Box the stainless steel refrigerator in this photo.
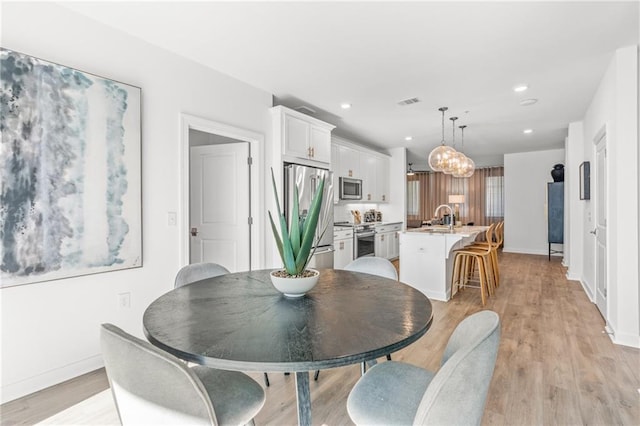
[284,163,334,269]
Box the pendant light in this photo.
[428,107,456,172]
[453,125,475,178]
[443,116,465,174]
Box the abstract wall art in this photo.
[1,49,142,287]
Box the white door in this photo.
[594,136,607,318]
[190,143,250,272]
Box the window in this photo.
[407,180,420,216]
[485,176,504,217]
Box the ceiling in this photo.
[61,1,638,170]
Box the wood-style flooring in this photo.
[2,252,639,425]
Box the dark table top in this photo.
[143,269,433,372]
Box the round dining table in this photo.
[143,268,433,426]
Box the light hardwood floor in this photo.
[2,253,639,425]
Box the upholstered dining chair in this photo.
[347,310,501,426]
[344,256,398,280]
[174,262,230,288]
[313,257,399,381]
[174,262,273,387]
[101,323,265,426]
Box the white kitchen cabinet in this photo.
[336,144,361,179]
[361,153,390,203]
[377,156,390,202]
[272,105,335,166]
[374,223,402,260]
[332,137,390,203]
[361,151,377,202]
[334,228,354,269]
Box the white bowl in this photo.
[269,269,320,297]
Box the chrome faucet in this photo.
[434,204,453,230]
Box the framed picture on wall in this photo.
[1,48,142,287]
[579,161,590,200]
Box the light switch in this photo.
[168,211,177,226]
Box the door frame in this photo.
[180,113,264,270]
[593,124,608,320]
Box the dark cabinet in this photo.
[547,182,564,260]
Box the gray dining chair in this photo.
[347,310,501,426]
[101,323,265,426]
[174,262,272,387]
[313,257,399,381]
[174,262,230,288]
[343,256,398,280]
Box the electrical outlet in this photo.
[118,292,131,310]
[168,211,177,226]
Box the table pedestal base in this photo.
[295,372,311,426]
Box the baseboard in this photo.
[580,278,595,302]
[605,324,640,349]
[502,247,562,256]
[566,270,581,281]
[421,289,449,302]
[1,354,104,404]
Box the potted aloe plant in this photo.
[268,168,327,297]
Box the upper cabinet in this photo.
[337,144,361,179]
[333,137,390,203]
[361,152,390,202]
[271,105,335,166]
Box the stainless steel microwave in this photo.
[339,177,362,200]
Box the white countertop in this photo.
[334,221,403,227]
[404,225,488,237]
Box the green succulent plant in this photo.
[268,168,327,276]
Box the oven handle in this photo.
[356,231,375,238]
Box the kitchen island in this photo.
[399,226,487,301]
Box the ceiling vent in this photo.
[398,97,421,106]
[294,105,317,115]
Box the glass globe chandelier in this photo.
[428,107,456,172]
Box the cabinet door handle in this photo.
[368,194,371,201]
[307,147,311,157]
[381,234,385,241]
[340,241,344,249]
[311,147,315,157]
[382,195,386,201]
[191,227,198,236]
[349,169,352,177]
[590,228,597,235]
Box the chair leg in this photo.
[477,257,487,306]
[314,370,320,381]
[386,354,392,361]
[263,372,270,387]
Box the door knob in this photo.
[191,227,198,236]
[589,228,597,235]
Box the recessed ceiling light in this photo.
[523,129,533,134]
[405,136,413,141]
[513,84,528,92]
[519,98,538,106]
[340,103,352,109]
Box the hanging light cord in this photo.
[460,125,466,152]
[450,117,458,148]
[439,107,448,145]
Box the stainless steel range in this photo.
[335,221,375,258]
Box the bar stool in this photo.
[466,221,503,289]
[451,223,496,305]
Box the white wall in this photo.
[565,122,585,282]
[1,3,273,403]
[576,45,639,347]
[503,149,566,255]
